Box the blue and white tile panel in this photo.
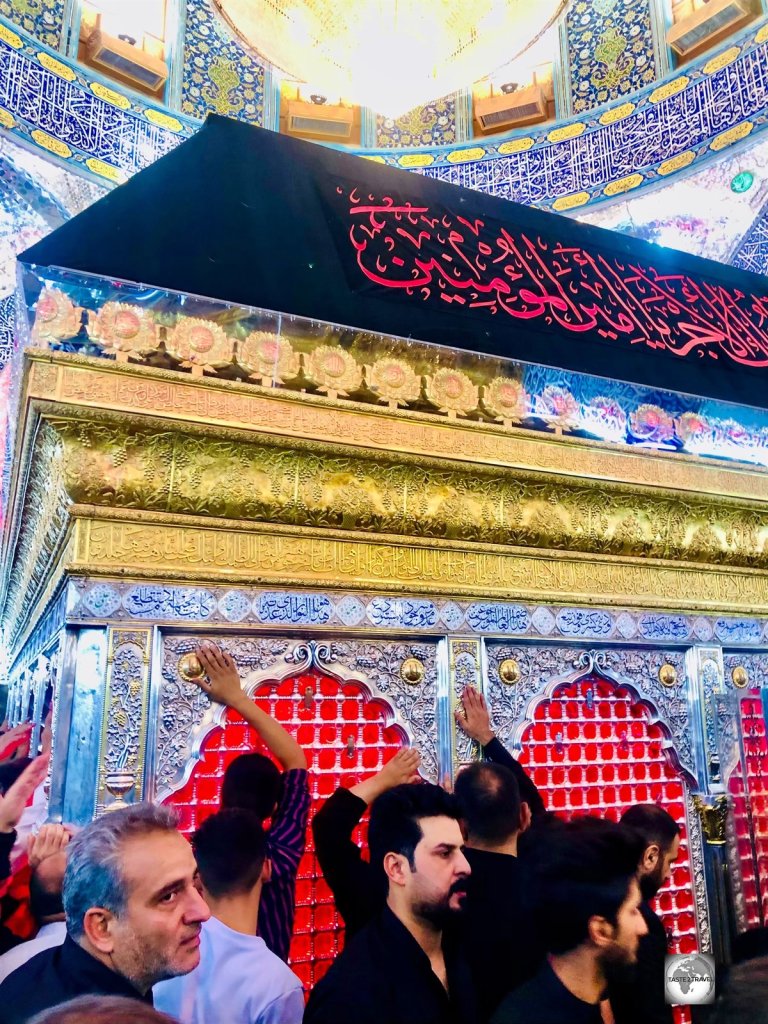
[68,578,768,645]
[2,14,768,209]
[0,17,195,186]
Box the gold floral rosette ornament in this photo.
[536,384,580,433]
[31,288,82,345]
[88,302,158,361]
[483,376,528,425]
[368,357,421,409]
[425,367,478,418]
[305,345,361,398]
[165,317,234,375]
[238,330,300,384]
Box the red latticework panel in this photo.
[164,672,405,989]
[517,675,695,1024]
[734,690,768,927]
[728,758,761,930]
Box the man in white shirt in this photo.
[154,809,303,1024]
[0,824,70,983]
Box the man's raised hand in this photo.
[194,641,247,710]
[454,686,494,746]
[0,754,49,835]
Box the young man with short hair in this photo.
[154,809,303,1024]
[194,641,310,962]
[607,804,681,1024]
[305,783,477,1024]
[491,818,648,1024]
[0,803,210,1024]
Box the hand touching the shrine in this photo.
[455,686,494,746]
[28,823,71,870]
[0,754,49,835]
[194,642,308,771]
[351,747,421,806]
[195,642,248,711]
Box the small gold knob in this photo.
[658,663,677,688]
[400,658,425,685]
[499,659,521,685]
[178,653,205,682]
[732,666,748,689]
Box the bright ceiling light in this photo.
[214,0,571,118]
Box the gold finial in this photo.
[658,663,677,687]
[693,795,728,846]
[400,658,425,685]
[178,652,205,682]
[499,658,521,685]
[732,666,748,689]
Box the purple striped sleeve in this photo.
[258,769,311,961]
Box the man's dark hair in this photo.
[620,804,680,853]
[221,752,281,821]
[368,783,462,872]
[192,809,267,900]
[531,817,645,955]
[454,762,521,844]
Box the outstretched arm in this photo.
[195,642,308,771]
[350,747,421,805]
[455,686,546,818]
[0,755,49,880]
[313,748,421,936]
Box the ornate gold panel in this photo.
[42,416,768,569]
[68,513,768,613]
[27,356,768,502]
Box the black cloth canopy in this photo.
[22,115,768,408]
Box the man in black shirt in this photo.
[608,804,681,1024]
[0,803,210,1024]
[453,686,546,1021]
[492,818,648,1024]
[305,783,477,1024]
[312,686,545,941]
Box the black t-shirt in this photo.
[491,961,602,1024]
[305,906,478,1024]
[608,902,672,1024]
[0,935,152,1024]
[462,847,543,1021]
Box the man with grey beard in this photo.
[0,804,210,1024]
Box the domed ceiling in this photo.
[213,0,570,116]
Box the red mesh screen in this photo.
[728,760,761,930]
[164,672,405,988]
[732,690,768,927]
[517,675,695,1024]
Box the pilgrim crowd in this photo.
[0,641,746,1023]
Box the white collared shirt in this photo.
[154,916,304,1024]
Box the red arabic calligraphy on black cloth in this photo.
[337,185,768,370]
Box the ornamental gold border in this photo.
[25,354,768,504]
[67,511,768,614]
[39,411,768,570]
[95,627,152,813]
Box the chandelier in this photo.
[214,1,571,118]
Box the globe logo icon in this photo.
[665,954,716,1005]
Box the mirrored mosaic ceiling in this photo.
[4,6,768,446]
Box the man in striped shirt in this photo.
[194,642,310,963]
